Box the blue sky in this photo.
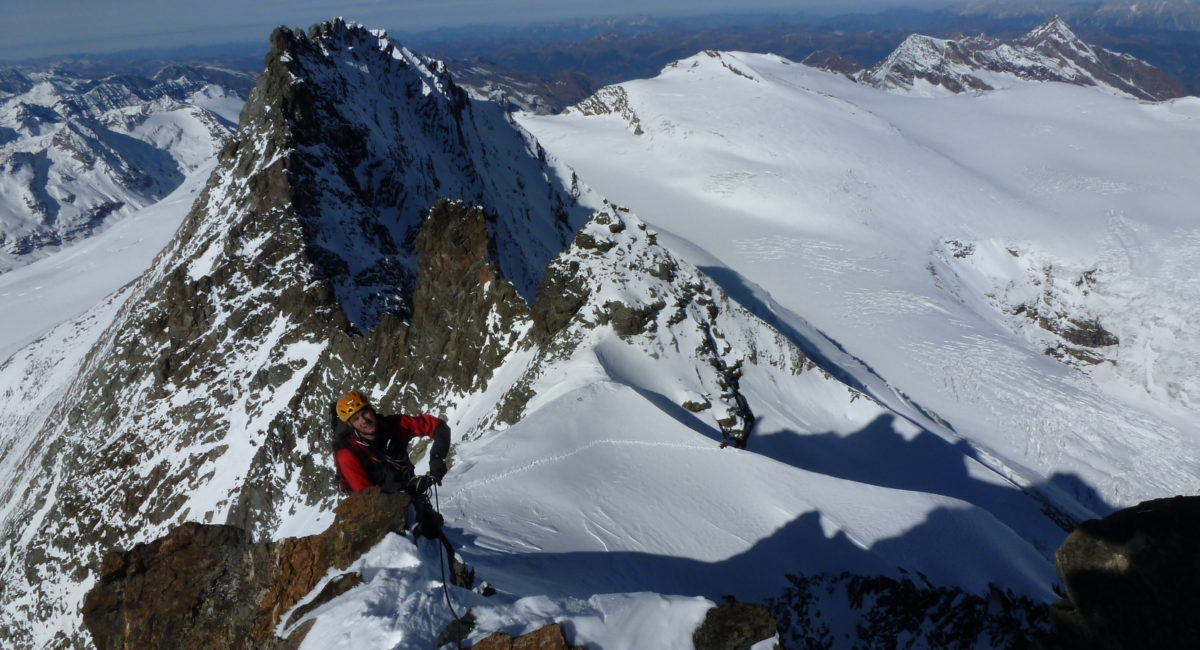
[0,0,950,62]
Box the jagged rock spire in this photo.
[232,18,588,328]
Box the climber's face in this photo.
[351,407,378,437]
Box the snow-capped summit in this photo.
[1018,14,1081,46]
[853,16,1186,99]
[0,18,658,646]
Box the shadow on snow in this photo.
[441,413,1117,611]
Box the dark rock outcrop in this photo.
[801,50,865,78]
[404,200,532,397]
[767,571,1048,648]
[82,487,408,650]
[1047,495,1200,650]
[693,601,777,650]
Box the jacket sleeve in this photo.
[335,448,374,492]
[398,414,450,461]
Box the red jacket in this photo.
[335,414,445,493]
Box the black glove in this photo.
[430,457,447,484]
[407,474,437,495]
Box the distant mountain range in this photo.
[410,3,1200,111]
[0,64,255,271]
[956,0,1200,31]
[447,15,1188,111]
[1,14,1183,273]
[821,16,1187,99]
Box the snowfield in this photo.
[518,52,1200,512]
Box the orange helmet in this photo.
[336,391,371,423]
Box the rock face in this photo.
[928,239,1121,368]
[81,487,408,650]
[856,16,1186,100]
[246,19,586,328]
[1048,495,1200,650]
[692,601,778,650]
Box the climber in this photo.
[331,390,450,496]
[330,390,473,588]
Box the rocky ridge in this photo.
[844,17,1186,99]
[0,20,832,647]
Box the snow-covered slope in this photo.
[522,49,1200,514]
[0,67,250,272]
[854,16,1186,99]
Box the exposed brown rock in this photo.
[405,200,533,398]
[473,622,584,650]
[82,487,408,650]
[1047,495,1200,650]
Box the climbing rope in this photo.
[430,483,467,647]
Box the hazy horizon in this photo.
[0,0,960,63]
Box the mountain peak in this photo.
[1017,15,1088,51]
[229,18,589,328]
[853,16,1184,100]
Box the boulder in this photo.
[1049,495,1200,649]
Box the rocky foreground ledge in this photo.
[79,484,777,650]
[82,488,410,649]
[81,491,1199,649]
